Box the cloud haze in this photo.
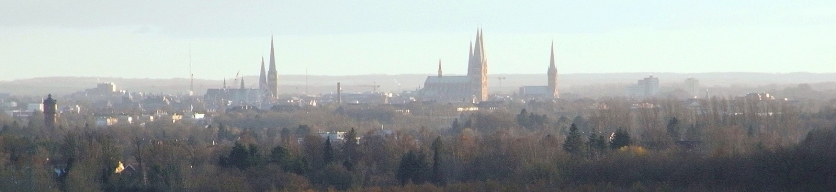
[1,0,834,80]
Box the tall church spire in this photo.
[467,41,474,76]
[259,56,266,89]
[471,29,483,76]
[478,29,485,61]
[267,35,279,99]
[548,40,559,99]
[549,41,556,69]
[468,29,488,102]
[437,59,442,77]
[269,36,276,72]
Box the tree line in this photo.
[1,97,836,191]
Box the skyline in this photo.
[1,1,835,81]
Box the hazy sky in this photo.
[1,1,835,81]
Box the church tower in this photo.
[43,94,57,128]
[467,29,488,102]
[548,41,559,98]
[267,36,279,99]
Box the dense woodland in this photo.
[2,96,836,191]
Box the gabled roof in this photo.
[424,76,470,84]
[520,86,550,95]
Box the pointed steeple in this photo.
[473,28,484,64]
[548,40,559,99]
[259,56,267,89]
[267,35,279,99]
[469,41,474,63]
[437,59,442,77]
[467,41,474,76]
[223,78,227,89]
[477,28,485,62]
[269,36,277,72]
[240,76,245,89]
[467,28,488,102]
[549,41,556,69]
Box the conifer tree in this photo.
[324,136,334,164]
[610,128,631,149]
[431,136,445,185]
[563,123,584,156]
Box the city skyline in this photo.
[1,1,835,81]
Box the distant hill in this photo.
[0,73,833,97]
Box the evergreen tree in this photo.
[516,109,530,127]
[610,128,631,150]
[563,123,584,156]
[586,133,599,159]
[280,127,291,143]
[296,124,311,136]
[270,145,290,165]
[324,136,334,164]
[431,136,445,185]
[220,142,261,170]
[596,135,608,153]
[667,117,680,140]
[271,145,310,174]
[451,119,462,133]
[396,150,430,186]
[343,128,360,167]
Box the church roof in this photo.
[424,76,470,84]
[520,86,550,95]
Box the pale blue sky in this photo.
[1,1,835,81]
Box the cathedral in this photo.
[421,29,489,103]
[204,36,280,110]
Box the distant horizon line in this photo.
[3,71,835,81]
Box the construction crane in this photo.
[357,84,381,92]
[347,81,380,92]
[232,71,240,88]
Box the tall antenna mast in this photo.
[189,44,194,96]
[305,66,308,94]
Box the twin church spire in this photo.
[468,29,489,102]
[259,36,279,99]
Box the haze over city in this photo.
[2,1,835,81]
[6,1,836,191]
